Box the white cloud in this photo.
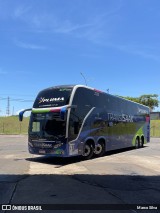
[9,2,119,41]
[13,5,31,18]
[108,43,160,62]
[3,2,159,62]
[14,40,46,50]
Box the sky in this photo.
[0,0,160,116]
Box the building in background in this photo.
[150,112,160,120]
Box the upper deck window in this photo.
[33,87,73,108]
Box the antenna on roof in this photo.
[80,72,87,86]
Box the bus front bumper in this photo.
[28,141,68,157]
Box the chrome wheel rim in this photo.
[83,145,91,156]
[94,144,103,155]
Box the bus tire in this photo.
[140,136,144,148]
[82,142,94,160]
[94,141,105,157]
[135,137,140,149]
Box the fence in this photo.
[0,116,29,134]
[0,122,28,134]
[150,121,160,137]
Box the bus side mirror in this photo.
[19,108,32,121]
[19,111,24,121]
[74,121,79,134]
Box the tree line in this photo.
[119,94,159,111]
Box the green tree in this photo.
[139,94,159,111]
[120,94,159,111]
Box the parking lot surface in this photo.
[0,135,160,213]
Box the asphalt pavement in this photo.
[0,135,160,213]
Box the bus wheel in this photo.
[82,142,94,160]
[140,136,144,148]
[94,142,105,157]
[135,137,140,149]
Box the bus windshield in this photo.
[29,113,66,140]
[33,87,73,108]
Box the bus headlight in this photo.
[54,143,63,149]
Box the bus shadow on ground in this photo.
[26,155,82,166]
[105,146,147,156]
[25,146,148,166]
[0,173,160,212]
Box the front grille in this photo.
[32,142,53,149]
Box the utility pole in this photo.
[12,106,14,116]
[6,96,10,116]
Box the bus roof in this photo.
[39,84,150,111]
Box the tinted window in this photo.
[72,87,94,118]
[33,87,73,108]
[29,113,66,139]
[69,87,95,140]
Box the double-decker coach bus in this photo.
[19,85,150,159]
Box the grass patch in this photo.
[0,116,29,134]
[150,120,160,137]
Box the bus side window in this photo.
[68,88,93,140]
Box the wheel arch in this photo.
[97,137,106,147]
[84,137,95,149]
